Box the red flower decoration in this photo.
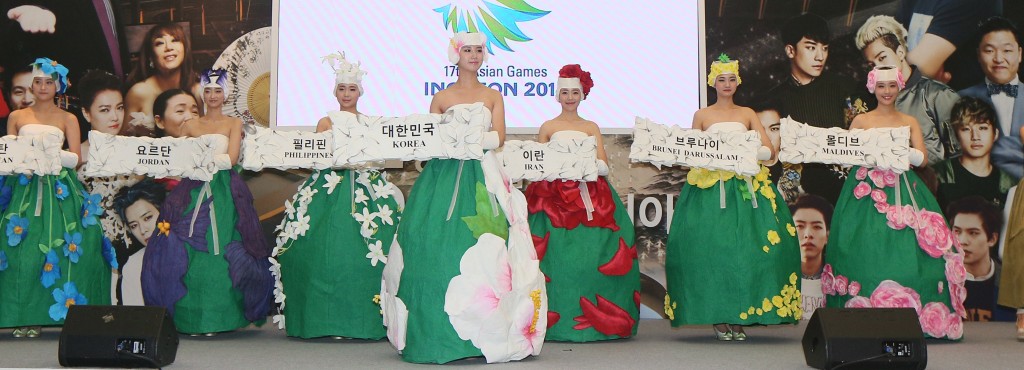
[559,64,594,98]
[547,311,560,329]
[633,291,641,309]
[597,238,637,276]
[525,178,619,230]
[573,295,635,337]
[531,232,550,261]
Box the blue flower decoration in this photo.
[80,190,103,228]
[0,184,12,213]
[63,232,83,263]
[31,57,70,95]
[6,215,29,246]
[49,281,87,321]
[101,236,118,269]
[0,250,8,271]
[40,250,61,288]
[54,180,69,200]
[18,174,31,186]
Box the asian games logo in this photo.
[434,1,550,56]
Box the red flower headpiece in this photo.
[558,64,594,98]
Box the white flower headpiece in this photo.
[448,32,488,65]
[322,52,367,95]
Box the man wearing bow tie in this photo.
[959,16,1024,180]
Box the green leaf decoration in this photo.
[66,222,76,233]
[461,182,508,240]
[38,243,50,254]
[19,202,29,212]
[718,53,731,63]
[4,213,13,221]
[52,238,64,248]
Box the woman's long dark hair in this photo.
[127,23,196,91]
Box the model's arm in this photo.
[590,121,608,162]
[490,91,506,146]
[748,108,776,162]
[907,117,929,167]
[227,118,242,165]
[64,113,82,165]
[315,116,332,133]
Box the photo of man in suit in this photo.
[958,16,1024,180]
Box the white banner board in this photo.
[779,118,910,172]
[501,137,598,182]
[82,132,227,181]
[0,132,63,175]
[629,117,762,176]
[241,125,334,171]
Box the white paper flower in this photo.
[298,187,318,204]
[376,204,395,226]
[353,208,378,237]
[354,188,369,204]
[366,240,387,267]
[283,199,296,218]
[372,181,395,199]
[292,214,311,237]
[445,234,515,359]
[272,314,286,329]
[381,240,408,351]
[322,171,343,194]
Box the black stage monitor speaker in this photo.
[802,308,927,370]
[59,305,179,368]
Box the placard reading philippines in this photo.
[274,1,700,130]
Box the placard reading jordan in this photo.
[273,0,702,131]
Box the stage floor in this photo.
[1,320,1019,369]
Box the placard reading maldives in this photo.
[0,133,63,175]
[82,132,228,181]
[501,138,599,182]
[274,0,700,131]
[779,118,911,172]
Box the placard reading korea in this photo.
[241,125,334,171]
[82,132,228,181]
[779,118,911,172]
[501,137,598,182]
[0,132,63,176]
[331,103,494,165]
[630,117,762,176]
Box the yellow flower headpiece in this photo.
[707,53,741,87]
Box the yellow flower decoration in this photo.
[707,56,742,87]
[755,166,770,183]
[762,245,770,253]
[686,168,735,189]
[756,308,764,315]
[739,312,748,320]
[789,273,798,285]
[761,298,773,313]
[767,230,781,245]
[772,296,784,309]
[529,289,542,334]
[157,221,171,236]
[786,223,796,237]
[664,294,678,321]
[747,306,756,315]
[372,294,381,305]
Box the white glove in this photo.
[909,148,925,167]
[597,159,609,176]
[8,6,56,34]
[757,146,772,161]
[59,151,79,168]
[214,154,232,170]
[481,131,500,150]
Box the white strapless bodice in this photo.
[705,121,747,133]
[18,123,65,139]
[550,130,589,141]
[201,134,229,155]
[446,103,492,130]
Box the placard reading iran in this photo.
[0,132,63,175]
[779,118,910,172]
[501,138,599,182]
[82,132,228,181]
[241,125,333,171]
[331,103,493,165]
[630,117,762,176]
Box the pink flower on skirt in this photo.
[870,189,887,204]
[916,210,953,258]
[855,167,868,180]
[945,313,963,339]
[886,206,907,230]
[848,281,861,296]
[835,275,849,296]
[918,302,952,338]
[869,280,923,313]
[938,281,944,294]
[868,169,887,188]
[854,181,871,199]
[902,205,921,229]
[944,253,966,285]
[821,264,836,295]
[949,282,967,318]
[874,201,890,213]
[845,296,872,308]
[882,170,898,187]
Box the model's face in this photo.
[794,208,828,261]
[863,38,904,69]
[714,74,738,97]
[458,45,484,71]
[125,199,159,247]
[956,122,999,159]
[335,84,359,110]
[152,33,185,71]
[558,88,583,111]
[978,31,1021,85]
[83,90,124,135]
[757,110,782,151]
[203,86,225,108]
[789,37,828,78]
[9,72,35,109]
[874,80,900,106]
[952,213,995,266]
[30,76,56,101]
[156,94,198,138]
